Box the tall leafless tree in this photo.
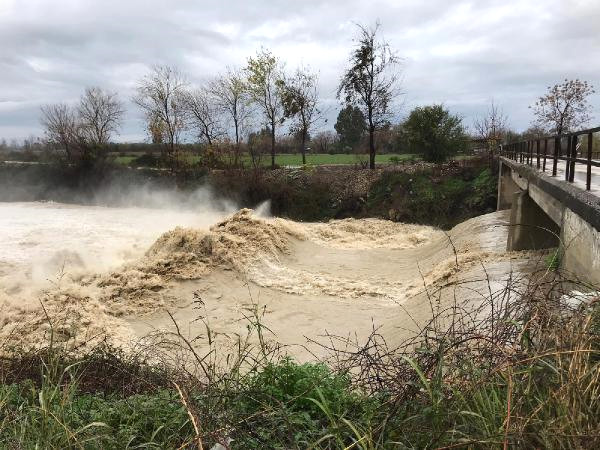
[134,65,188,160]
[182,87,222,146]
[530,79,595,135]
[473,100,508,151]
[338,22,402,169]
[282,66,321,165]
[209,68,251,147]
[245,48,286,169]
[40,103,80,160]
[78,87,124,146]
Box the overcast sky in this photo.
[1,0,599,142]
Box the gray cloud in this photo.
[0,0,599,141]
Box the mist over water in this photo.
[0,189,238,303]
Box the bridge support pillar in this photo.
[507,190,560,251]
[497,162,520,210]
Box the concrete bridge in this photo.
[497,156,600,285]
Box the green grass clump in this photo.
[545,248,561,270]
[0,348,192,448]
[0,354,388,449]
[0,384,191,448]
[229,358,382,448]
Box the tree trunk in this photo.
[271,122,276,169]
[233,118,240,168]
[301,131,307,165]
[369,126,375,169]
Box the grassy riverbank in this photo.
[0,157,496,227]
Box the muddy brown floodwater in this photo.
[0,201,538,360]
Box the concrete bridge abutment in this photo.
[498,158,600,286]
[506,190,560,251]
[498,163,559,252]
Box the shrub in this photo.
[128,152,160,168]
[404,104,469,162]
[367,166,494,228]
[466,167,497,211]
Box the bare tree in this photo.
[313,131,338,154]
[282,66,321,165]
[530,79,595,135]
[182,87,222,146]
[247,128,270,171]
[78,87,124,146]
[134,65,187,161]
[245,48,286,169]
[40,103,80,160]
[209,68,251,146]
[473,100,508,151]
[338,22,402,169]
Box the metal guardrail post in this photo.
[543,138,547,172]
[565,135,571,181]
[587,132,593,190]
[530,140,533,166]
[569,134,577,183]
[553,136,559,176]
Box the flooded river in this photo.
[0,201,533,358]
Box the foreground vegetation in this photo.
[2,267,599,448]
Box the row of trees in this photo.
[130,22,401,170]
[128,51,323,169]
[41,87,124,164]
[39,22,403,169]
[332,76,596,161]
[40,54,323,169]
[331,104,469,162]
[37,18,595,170]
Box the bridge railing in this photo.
[499,126,600,191]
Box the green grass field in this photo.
[112,153,421,167]
[112,155,138,165]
